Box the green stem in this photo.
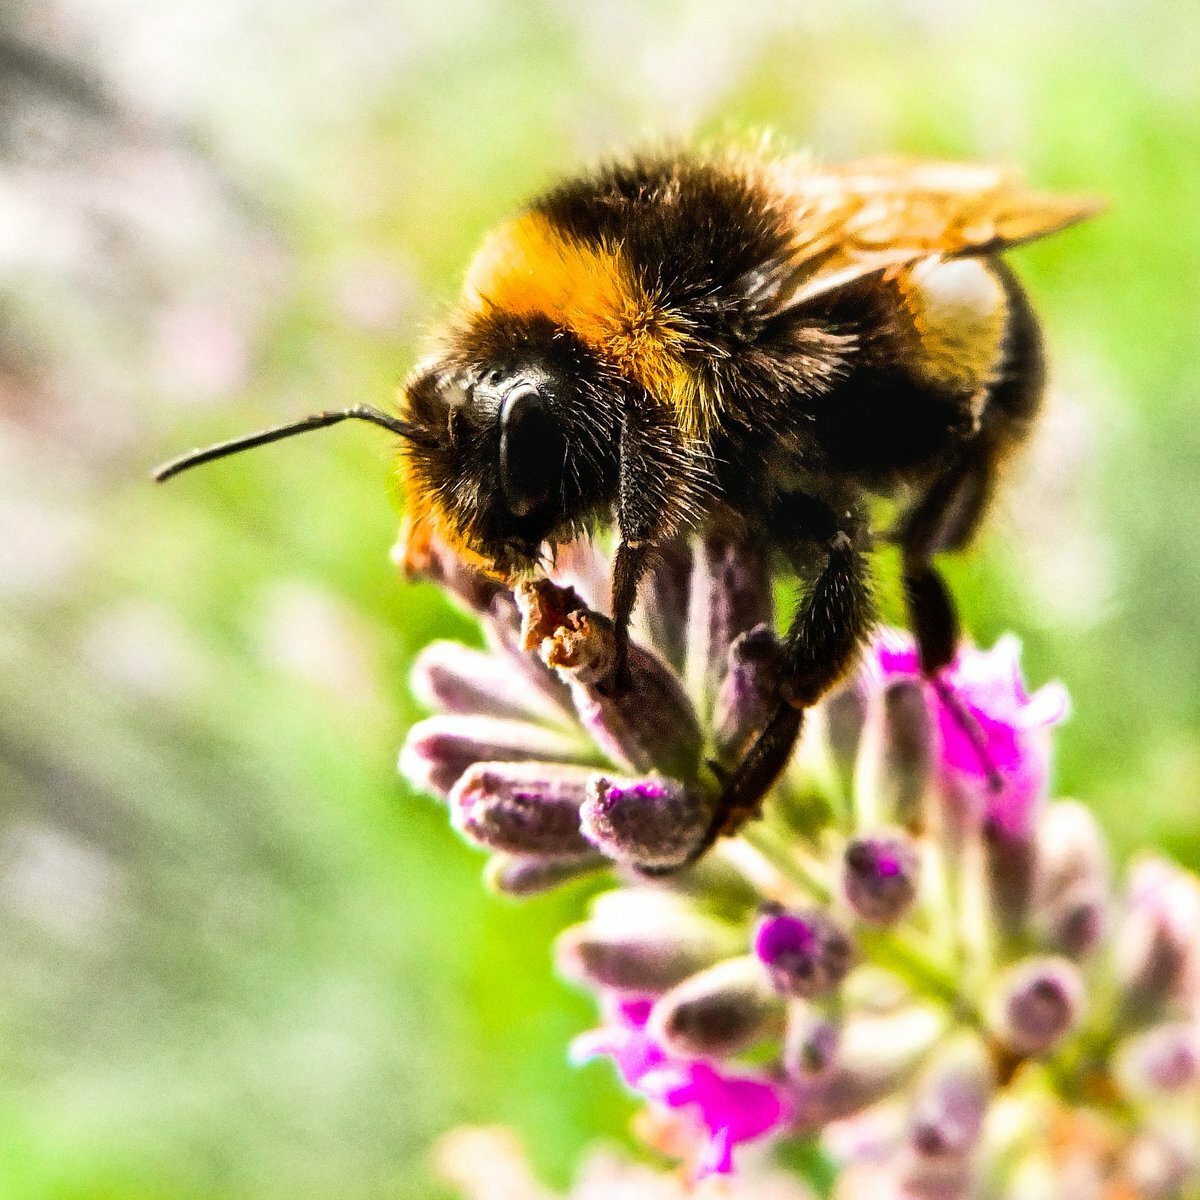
[855,927,979,1020]
[742,823,832,904]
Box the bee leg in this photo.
[607,539,652,694]
[899,453,1004,791]
[691,529,875,857]
[604,408,698,694]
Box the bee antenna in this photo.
[152,404,436,483]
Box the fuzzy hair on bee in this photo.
[155,147,1100,861]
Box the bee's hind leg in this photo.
[897,450,1004,791]
[690,525,876,860]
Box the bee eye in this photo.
[499,384,565,518]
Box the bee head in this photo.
[152,315,622,581]
[400,326,619,576]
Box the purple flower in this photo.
[753,909,853,999]
[1116,855,1200,1012]
[988,957,1085,1056]
[842,832,921,926]
[580,775,712,870]
[873,631,1069,838]
[406,533,1200,1195]
[570,997,792,1179]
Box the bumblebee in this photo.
[157,149,1098,854]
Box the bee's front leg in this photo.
[607,538,652,694]
[605,409,698,694]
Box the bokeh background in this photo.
[3,1,1199,1196]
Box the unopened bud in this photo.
[1032,801,1110,957]
[1045,888,1107,959]
[753,908,853,999]
[481,592,576,715]
[908,1039,993,1159]
[640,537,693,672]
[792,1005,946,1131]
[684,534,774,704]
[984,823,1037,939]
[898,1038,993,1200]
[649,955,783,1059]
[486,852,606,897]
[1116,855,1200,1020]
[556,891,739,994]
[1115,1022,1200,1096]
[712,625,784,763]
[989,957,1085,1056]
[783,1008,840,1081]
[399,715,589,798]
[518,581,702,780]
[412,640,571,726]
[580,775,712,871]
[843,832,920,926]
[450,762,595,855]
[822,675,870,789]
[876,678,935,829]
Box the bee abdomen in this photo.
[891,256,1009,397]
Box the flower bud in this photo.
[712,625,785,764]
[485,852,606,897]
[792,1005,946,1131]
[684,534,774,705]
[1115,1022,1200,1097]
[753,908,853,999]
[518,580,702,780]
[481,592,576,715]
[1116,855,1200,1019]
[411,640,571,726]
[984,823,1037,939]
[842,832,920,926]
[821,674,870,789]
[782,1007,840,1082]
[1031,801,1110,958]
[988,956,1085,1056]
[649,955,783,1059]
[640,537,693,672]
[580,775,712,871]
[399,715,589,798]
[876,678,936,830]
[450,762,598,856]
[556,891,739,994]
[908,1038,993,1159]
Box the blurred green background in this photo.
[2,1,1199,1196]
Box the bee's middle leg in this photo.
[692,527,876,856]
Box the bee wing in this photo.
[770,157,1104,309]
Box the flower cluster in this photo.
[402,534,1200,1198]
